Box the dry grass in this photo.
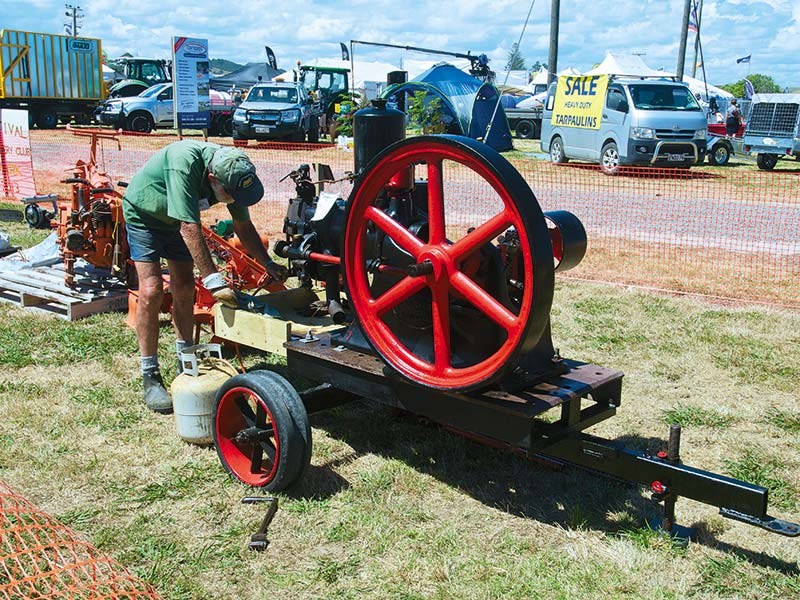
[0,233,798,598]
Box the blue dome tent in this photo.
[382,63,513,152]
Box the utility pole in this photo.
[547,0,560,85]
[676,0,691,79]
[691,0,704,77]
[64,4,83,37]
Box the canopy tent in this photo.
[586,53,673,78]
[209,63,285,90]
[382,62,513,151]
[681,75,734,101]
[101,64,118,82]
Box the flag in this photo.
[264,46,277,71]
[744,78,755,100]
[340,42,349,62]
[736,55,751,64]
[688,0,698,32]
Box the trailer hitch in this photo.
[719,509,800,537]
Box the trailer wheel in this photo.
[213,371,311,490]
[600,142,621,175]
[515,120,535,139]
[127,112,154,133]
[756,153,778,171]
[708,142,731,166]
[35,112,58,129]
[549,136,568,164]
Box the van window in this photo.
[545,82,557,111]
[606,86,626,111]
[628,84,702,111]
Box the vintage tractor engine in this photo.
[274,99,588,391]
[24,129,128,286]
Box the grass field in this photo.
[0,212,798,599]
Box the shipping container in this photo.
[0,29,104,128]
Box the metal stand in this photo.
[242,496,278,551]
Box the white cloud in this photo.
[2,0,797,87]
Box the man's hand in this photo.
[211,287,239,308]
[266,260,289,283]
[202,272,238,308]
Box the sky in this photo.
[5,0,798,89]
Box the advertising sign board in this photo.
[172,36,211,129]
[551,75,609,130]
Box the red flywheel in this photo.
[343,135,554,391]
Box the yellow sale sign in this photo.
[551,75,609,130]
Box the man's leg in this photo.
[133,259,174,414]
[166,258,196,346]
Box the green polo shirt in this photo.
[122,140,250,232]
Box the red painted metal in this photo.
[214,386,280,487]
[344,137,546,390]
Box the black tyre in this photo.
[307,116,320,143]
[756,153,778,171]
[549,136,568,164]
[219,115,233,137]
[515,119,535,139]
[600,141,620,175]
[708,142,731,166]
[126,111,154,133]
[213,370,311,490]
[35,111,58,129]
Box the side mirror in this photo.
[618,100,629,113]
[157,92,169,101]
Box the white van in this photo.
[540,77,708,174]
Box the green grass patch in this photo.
[763,407,800,433]
[723,449,798,510]
[661,404,735,429]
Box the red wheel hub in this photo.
[344,136,554,391]
[215,386,280,486]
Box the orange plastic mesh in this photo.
[0,480,161,599]
[25,131,800,308]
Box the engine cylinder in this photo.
[354,99,410,188]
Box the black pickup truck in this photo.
[232,82,319,143]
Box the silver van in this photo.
[541,77,708,174]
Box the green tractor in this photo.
[108,58,171,98]
[297,65,352,138]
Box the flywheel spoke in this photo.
[371,276,427,316]
[426,159,446,245]
[451,272,519,333]
[365,205,424,257]
[431,282,451,370]
[449,211,514,262]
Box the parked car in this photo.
[742,93,800,170]
[232,82,319,143]
[541,77,708,174]
[96,83,234,135]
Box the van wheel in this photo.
[708,143,731,166]
[601,142,620,175]
[550,136,568,164]
[516,120,535,139]
[127,112,154,133]
[756,153,778,171]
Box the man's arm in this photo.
[232,219,288,281]
[179,221,217,278]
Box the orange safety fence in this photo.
[23,130,800,309]
[0,480,161,599]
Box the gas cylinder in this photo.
[171,344,238,445]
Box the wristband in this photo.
[202,272,227,291]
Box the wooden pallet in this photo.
[0,262,128,320]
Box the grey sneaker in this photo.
[143,370,173,414]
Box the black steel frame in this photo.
[286,330,799,538]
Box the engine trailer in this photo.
[203,100,797,543]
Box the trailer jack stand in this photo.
[242,496,278,551]
[646,425,694,543]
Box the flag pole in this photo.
[691,0,703,78]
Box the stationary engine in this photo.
[274,99,588,391]
[24,129,128,286]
